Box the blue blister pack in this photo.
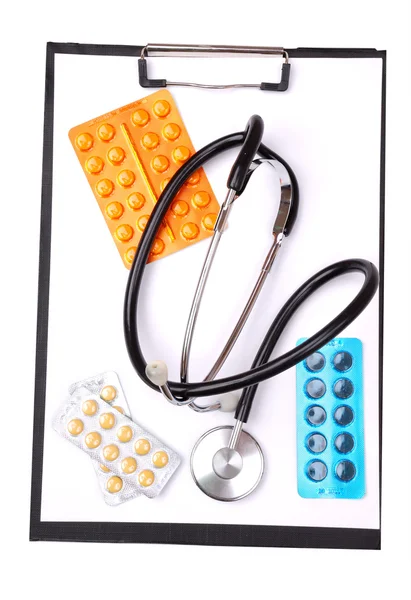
[296,338,365,499]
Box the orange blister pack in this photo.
[69,90,219,268]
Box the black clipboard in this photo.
[30,42,385,548]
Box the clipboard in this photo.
[30,42,385,548]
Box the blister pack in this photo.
[69,90,220,268]
[296,338,365,499]
[54,377,181,500]
[68,372,141,506]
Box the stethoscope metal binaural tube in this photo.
[177,158,294,413]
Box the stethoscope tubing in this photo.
[124,131,378,409]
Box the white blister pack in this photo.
[55,372,181,500]
[69,371,141,506]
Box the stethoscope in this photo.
[124,115,379,501]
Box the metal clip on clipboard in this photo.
[138,44,291,92]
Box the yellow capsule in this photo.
[152,450,169,468]
[151,155,169,173]
[106,476,123,493]
[162,123,181,141]
[124,247,136,264]
[107,146,125,165]
[171,200,189,217]
[142,132,160,150]
[85,156,104,174]
[117,425,133,443]
[132,109,150,127]
[103,444,120,462]
[97,123,115,142]
[100,463,110,473]
[75,132,93,151]
[127,192,145,211]
[67,419,84,436]
[117,169,135,188]
[153,99,170,118]
[192,191,210,209]
[100,385,117,402]
[112,405,125,414]
[81,399,98,416]
[85,431,102,449]
[181,222,199,240]
[95,178,114,198]
[173,146,190,164]
[105,201,124,220]
[151,238,165,256]
[138,469,155,487]
[134,438,151,456]
[99,412,116,430]
[202,213,217,231]
[115,224,134,243]
[121,457,137,474]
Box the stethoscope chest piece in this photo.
[190,425,264,501]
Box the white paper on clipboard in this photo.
[40,49,383,532]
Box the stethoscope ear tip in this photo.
[146,360,168,386]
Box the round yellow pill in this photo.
[160,178,171,192]
[113,405,125,414]
[151,238,165,256]
[181,222,199,240]
[124,247,136,264]
[162,123,181,141]
[132,109,150,127]
[192,191,210,209]
[186,171,201,186]
[100,463,110,473]
[171,200,189,217]
[134,438,151,455]
[116,224,134,243]
[202,213,217,231]
[95,178,114,198]
[85,431,102,449]
[67,419,84,436]
[97,123,115,142]
[75,132,93,151]
[138,470,155,487]
[127,192,145,211]
[117,426,133,443]
[137,215,149,232]
[82,399,98,416]
[117,169,135,188]
[99,412,116,430]
[151,155,169,173]
[173,146,190,164]
[105,201,124,220]
[107,146,125,165]
[121,457,137,474]
[142,132,160,150]
[103,444,120,462]
[153,99,170,118]
[86,156,104,174]
[100,385,117,402]
[152,450,169,468]
[106,476,123,493]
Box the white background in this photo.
[1,1,410,599]
[41,53,381,528]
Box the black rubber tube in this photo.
[124,128,378,407]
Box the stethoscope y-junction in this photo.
[124,115,379,501]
